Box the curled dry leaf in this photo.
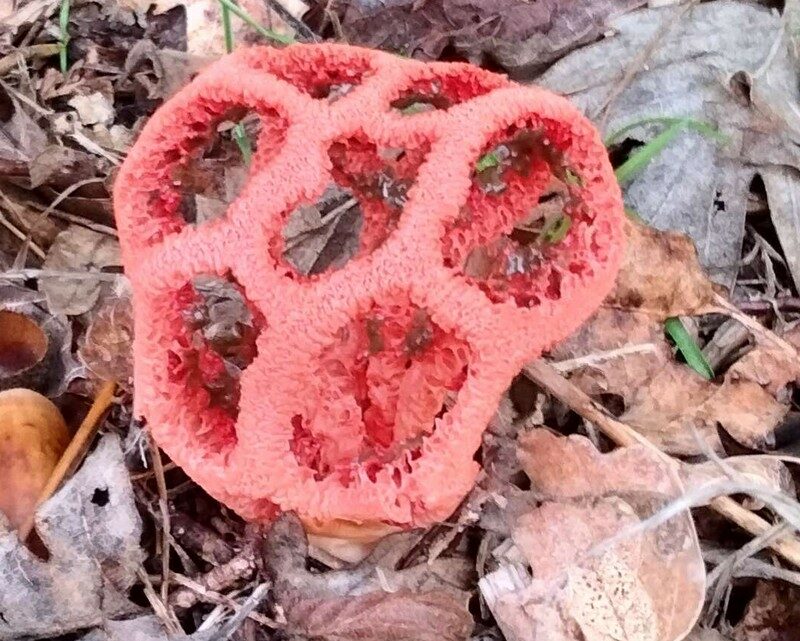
[0,389,69,531]
[480,430,704,641]
[680,455,796,513]
[732,580,800,641]
[263,514,474,641]
[606,220,720,320]
[549,223,800,455]
[78,291,134,389]
[39,226,121,316]
[0,435,144,640]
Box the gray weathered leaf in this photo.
[39,226,121,316]
[0,435,144,640]
[540,1,800,286]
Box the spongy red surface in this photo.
[113,44,625,528]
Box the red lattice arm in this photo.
[114,44,624,532]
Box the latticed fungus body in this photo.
[113,44,625,532]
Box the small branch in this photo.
[264,0,319,41]
[215,582,271,640]
[0,269,123,282]
[148,436,174,611]
[137,567,183,635]
[713,293,800,360]
[18,381,116,542]
[172,573,277,627]
[171,548,259,609]
[549,343,658,373]
[0,43,60,76]
[524,360,800,569]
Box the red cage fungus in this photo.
[113,44,625,533]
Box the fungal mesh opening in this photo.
[273,134,430,279]
[266,50,374,103]
[389,72,502,114]
[442,123,591,308]
[169,108,287,228]
[290,295,470,485]
[281,184,364,277]
[166,274,265,451]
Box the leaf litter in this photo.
[1,1,800,641]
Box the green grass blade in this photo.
[221,2,234,53]
[612,117,727,185]
[233,123,252,164]
[219,0,253,163]
[58,0,70,73]
[605,116,726,147]
[664,317,714,380]
[609,117,721,381]
[217,0,295,45]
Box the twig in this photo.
[0,43,60,76]
[148,435,174,610]
[549,342,658,373]
[131,461,178,480]
[137,567,183,635]
[523,360,800,568]
[0,268,123,282]
[38,177,107,221]
[171,548,259,609]
[171,574,277,627]
[705,522,789,623]
[215,583,271,641]
[713,293,800,360]
[18,381,116,542]
[0,209,46,260]
[264,0,318,41]
[703,547,800,587]
[734,297,800,314]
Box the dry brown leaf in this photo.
[0,389,69,531]
[549,223,800,456]
[78,291,134,388]
[284,590,474,641]
[606,219,720,320]
[39,226,121,316]
[118,0,301,56]
[0,283,80,396]
[680,455,796,512]
[263,514,474,641]
[0,309,48,391]
[732,580,800,641]
[480,430,704,641]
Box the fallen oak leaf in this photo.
[262,514,474,641]
[0,434,144,640]
[480,430,704,641]
[606,219,721,320]
[284,590,474,641]
[549,221,800,456]
[39,226,121,316]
